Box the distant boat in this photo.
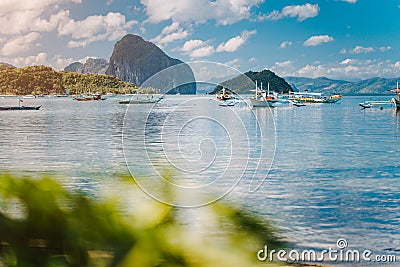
[0,106,41,111]
[292,102,306,107]
[360,82,400,110]
[219,99,236,107]
[119,94,163,104]
[392,98,400,110]
[359,100,394,109]
[249,81,278,107]
[288,91,341,104]
[23,94,36,99]
[0,97,41,111]
[73,94,105,101]
[216,87,232,101]
[389,82,400,110]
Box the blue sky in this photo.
[0,0,399,81]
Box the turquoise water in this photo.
[0,95,399,255]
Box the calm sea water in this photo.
[0,95,399,255]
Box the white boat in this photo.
[389,82,400,110]
[249,81,278,107]
[360,82,400,110]
[288,91,341,104]
[23,95,36,99]
[119,94,163,104]
[219,100,235,107]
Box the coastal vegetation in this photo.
[0,64,141,96]
[0,174,285,266]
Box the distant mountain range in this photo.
[285,76,399,95]
[64,58,109,74]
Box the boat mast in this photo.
[267,82,270,96]
[255,80,258,99]
[397,81,400,99]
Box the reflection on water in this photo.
[0,96,399,253]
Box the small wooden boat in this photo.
[0,97,41,111]
[0,105,41,111]
[216,87,232,101]
[359,100,397,109]
[388,82,400,110]
[293,102,306,107]
[73,94,105,101]
[119,95,163,104]
[391,98,400,110]
[219,100,235,107]
[360,82,400,109]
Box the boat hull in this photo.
[359,100,397,109]
[391,98,400,110]
[292,98,340,104]
[0,106,41,111]
[250,98,275,107]
[119,98,161,104]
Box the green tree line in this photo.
[0,64,139,95]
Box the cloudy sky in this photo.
[0,0,399,81]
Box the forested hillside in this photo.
[0,64,138,95]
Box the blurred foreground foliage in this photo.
[0,174,286,266]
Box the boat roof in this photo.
[290,92,322,96]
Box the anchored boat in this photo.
[119,94,163,104]
[73,93,105,101]
[288,91,342,104]
[359,82,400,110]
[250,81,278,107]
[0,97,41,111]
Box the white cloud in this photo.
[342,46,391,54]
[1,32,41,56]
[58,12,137,48]
[349,45,375,54]
[180,40,208,52]
[141,0,263,25]
[269,59,400,80]
[151,22,189,47]
[224,58,240,69]
[178,39,214,58]
[280,41,292,49]
[1,52,48,68]
[262,3,319,22]
[216,30,256,52]
[179,30,255,58]
[190,46,215,58]
[51,54,78,70]
[0,0,81,35]
[379,46,392,52]
[340,58,353,65]
[341,0,357,3]
[303,35,334,46]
